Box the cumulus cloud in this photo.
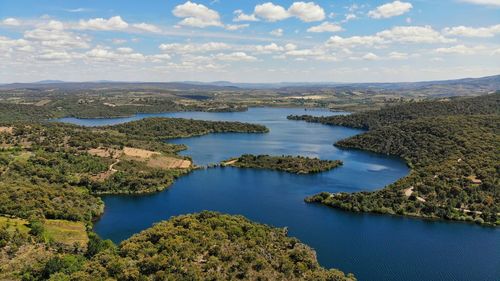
[214,52,257,61]
[377,25,452,43]
[159,42,230,53]
[435,44,485,55]
[85,46,146,62]
[233,10,259,22]
[368,1,413,19]
[173,1,222,28]
[307,22,343,33]
[254,2,290,22]
[78,16,128,30]
[326,35,384,48]
[252,43,284,54]
[326,25,453,48]
[24,20,90,49]
[37,51,73,61]
[270,28,284,36]
[132,23,162,33]
[288,2,325,22]
[443,24,500,37]
[253,2,325,22]
[388,51,409,59]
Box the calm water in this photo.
[59,108,500,281]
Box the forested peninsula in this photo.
[289,93,500,226]
[0,118,268,220]
[223,154,342,174]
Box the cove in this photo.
[59,108,500,281]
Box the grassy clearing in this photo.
[0,216,30,234]
[0,215,88,249]
[43,220,88,249]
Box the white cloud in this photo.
[368,1,413,19]
[78,16,128,30]
[116,47,133,54]
[343,14,357,23]
[378,25,452,43]
[307,22,343,33]
[64,8,91,13]
[173,1,222,28]
[24,21,90,49]
[85,47,146,62]
[2,18,21,26]
[363,53,379,60]
[327,35,384,48]
[132,23,162,33]
[225,24,249,31]
[435,44,485,55]
[254,2,290,22]
[233,10,259,22]
[253,2,326,22]
[270,28,284,37]
[443,24,500,37]
[459,0,500,7]
[288,2,325,22]
[388,51,409,59]
[215,52,257,61]
[252,43,284,54]
[327,26,452,48]
[37,51,73,61]
[159,42,230,53]
[286,48,323,57]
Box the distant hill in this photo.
[1,75,498,97]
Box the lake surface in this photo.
[59,108,500,281]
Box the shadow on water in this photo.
[59,108,500,281]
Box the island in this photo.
[222,154,343,174]
[290,93,499,226]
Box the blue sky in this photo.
[0,0,499,82]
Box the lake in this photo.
[59,107,500,281]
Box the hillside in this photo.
[0,118,268,221]
[291,94,500,225]
[2,212,355,281]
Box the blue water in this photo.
[59,108,500,281]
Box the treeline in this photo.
[18,212,355,281]
[226,154,342,174]
[293,94,499,225]
[110,117,269,140]
[288,93,499,129]
[0,118,269,222]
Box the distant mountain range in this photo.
[1,75,498,96]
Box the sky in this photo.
[0,0,499,83]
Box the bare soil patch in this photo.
[148,156,191,169]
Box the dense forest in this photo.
[224,154,342,174]
[292,93,499,225]
[1,212,355,281]
[0,118,268,221]
[288,93,499,129]
[111,118,268,140]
